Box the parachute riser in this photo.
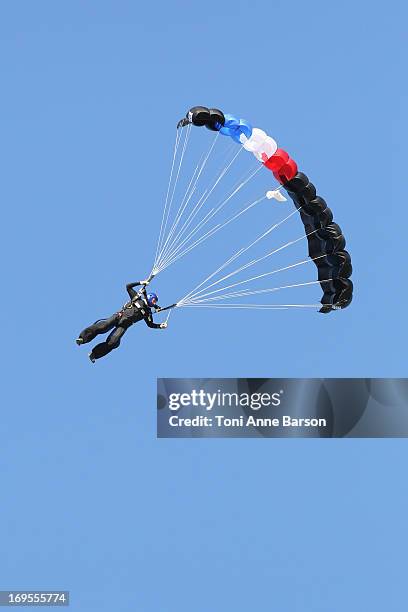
[155,303,178,313]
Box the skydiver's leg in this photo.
[90,326,127,360]
[78,314,118,344]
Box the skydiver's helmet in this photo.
[146,292,158,308]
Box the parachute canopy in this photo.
[150,106,353,315]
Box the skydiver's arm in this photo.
[126,281,147,299]
[144,313,163,329]
[126,277,151,299]
[126,281,141,299]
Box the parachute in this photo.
[149,106,353,317]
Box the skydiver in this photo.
[76,279,172,362]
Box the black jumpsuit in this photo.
[78,282,162,360]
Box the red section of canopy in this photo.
[264,148,289,171]
[264,149,298,184]
[274,158,298,183]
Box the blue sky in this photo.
[0,2,406,611]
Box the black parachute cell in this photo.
[283,172,352,313]
[300,207,333,233]
[317,251,352,281]
[303,197,328,215]
[189,106,211,126]
[205,108,225,131]
[308,225,346,259]
[284,172,309,193]
[320,279,353,312]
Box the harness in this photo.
[118,290,149,318]
[117,284,176,319]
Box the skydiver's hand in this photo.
[141,279,149,286]
[160,322,168,329]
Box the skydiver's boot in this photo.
[88,352,96,363]
[76,338,84,346]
